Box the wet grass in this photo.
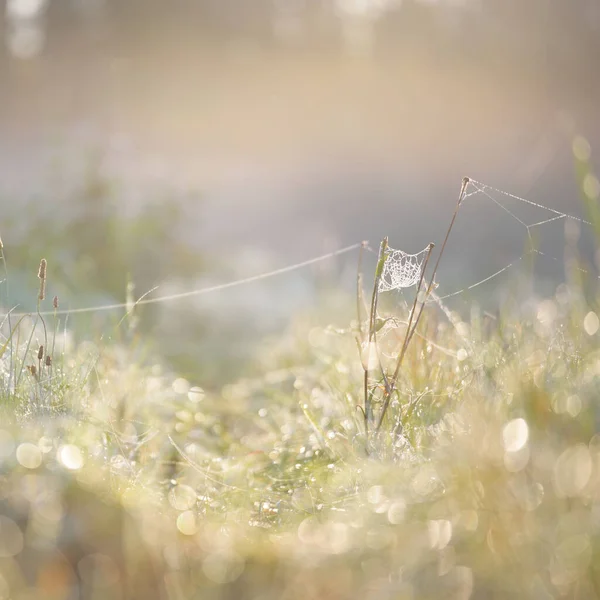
[1,239,600,600]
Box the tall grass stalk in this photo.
[374,177,470,433]
[51,296,59,374]
[355,241,369,343]
[375,242,434,432]
[15,259,49,389]
[362,237,389,442]
[0,238,14,394]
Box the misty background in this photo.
[1,0,599,381]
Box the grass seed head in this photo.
[37,258,47,280]
[38,258,47,300]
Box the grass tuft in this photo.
[1,177,600,598]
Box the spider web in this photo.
[1,179,596,320]
[378,245,431,292]
[377,178,597,303]
[436,178,596,301]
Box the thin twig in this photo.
[403,177,471,351]
[399,243,435,361]
[375,177,471,433]
[363,237,389,441]
[51,297,58,368]
[426,177,470,299]
[115,285,159,332]
[37,309,48,379]
[376,242,434,432]
[36,259,48,381]
[0,246,13,395]
[356,241,369,342]
[15,314,38,389]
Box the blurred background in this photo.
[1,0,599,382]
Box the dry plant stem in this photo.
[375,243,434,433]
[355,241,370,439]
[356,241,369,342]
[37,346,44,400]
[404,177,471,352]
[375,177,470,433]
[0,247,13,394]
[16,259,49,389]
[115,285,159,333]
[363,237,389,439]
[15,322,21,387]
[15,312,38,389]
[37,259,48,378]
[37,309,48,379]
[428,177,470,295]
[373,322,391,396]
[399,243,435,359]
[62,314,69,372]
[51,304,58,367]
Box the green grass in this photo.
[1,236,600,600]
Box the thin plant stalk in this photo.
[36,346,43,404]
[354,240,370,439]
[15,320,21,389]
[356,241,369,342]
[62,313,69,373]
[15,313,38,389]
[37,259,48,377]
[115,285,159,333]
[0,241,13,394]
[358,240,392,401]
[51,296,58,368]
[399,243,435,362]
[375,177,470,433]
[403,177,471,352]
[372,317,392,397]
[375,242,434,432]
[38,309,48,381]
[15,259,49,389]
[427,177,471,297]
[363,237,389,440]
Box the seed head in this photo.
[37,345,44,360]
[37,259,47,280]
[53,296,59,309]
[38,258,47,301]
[45,355,52,367]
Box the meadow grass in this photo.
[1,221,600,600]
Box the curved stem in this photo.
[375,176,471,433]
[376,242,434,432]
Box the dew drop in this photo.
[58,444,84,470]
[502,418,529,453]
[16,443,42,469]
[584,311,599,336]
[177,511,198,536]
[188,386,205,403]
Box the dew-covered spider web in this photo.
[378,246,431,292]
[439,178,597,300]
[2,178,597,320]
[378,177,599,303]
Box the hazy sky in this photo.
[1,0,599,306]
